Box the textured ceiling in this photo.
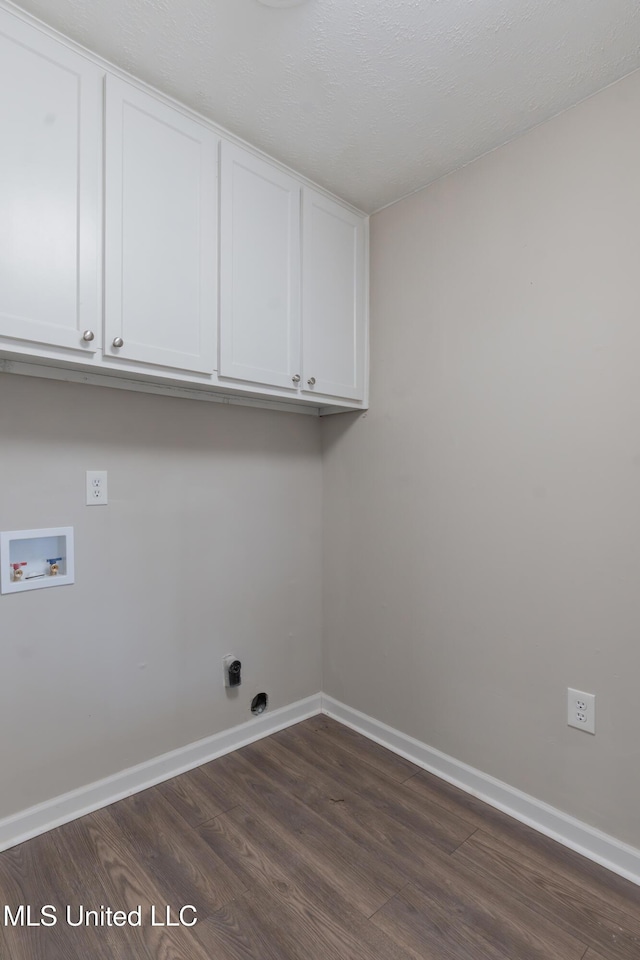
[8,0,640,212]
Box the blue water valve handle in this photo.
[46,558,62,564]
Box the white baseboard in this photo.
[321,694,640,888]
[4,689,639,890]
[0,693,322,853]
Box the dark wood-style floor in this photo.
[0,716,638,960]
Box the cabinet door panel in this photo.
[302,190,366,401]
[0,12,102,353]
[105,76,218,373]
[219,143,300,389]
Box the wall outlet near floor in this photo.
[86,470,108,505]
[223,655,242,689]
[567,688,595,734]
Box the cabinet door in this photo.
[302,190,367,402]
[0,12,102,354]
[105,76,218,374]
[219,143,301,390]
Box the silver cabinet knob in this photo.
[307,377,316,387]
[292,374,301,384]
[82,329,95,342]
[112,337,124,348]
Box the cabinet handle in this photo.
[292,374,301,384]
[307,377,316,387]
[82,330,95,342]
[112,337,124,348]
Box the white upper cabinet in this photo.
[0,6,368,410]
[219,142,301,390]
[0,11,102,354]
[302,189,367,402]
[218,144,367,404]
[104,76,218,374]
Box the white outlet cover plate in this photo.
[567,687,596,734]
[86,470,108,505]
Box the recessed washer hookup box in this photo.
[0,526,74,594]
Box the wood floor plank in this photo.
[0,829,104,960]
[155,764,237,827]
[485,825,640,932]
[406,766,640,920]
[294,723,640,945]
[1,716,636,960]
[102,785,248,915]
[404,857,585,960]
[201,747,407,916]
[48,815,161,960]
[405,765,548,838]
[303,714,420,782]
[372,878,587,960]
[241,729,587,960]
[268,720,477,851]
[198,879,399,960]
[53,810,213,960]
[199,805,413,960]
[197,884,410,960]
[247,732,475,872]
[454,830,640,960]
[191,894,308,960]
[235,735,433,897]
[372,881,511,960]
[469,806,640,925]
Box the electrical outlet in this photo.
[567,688,595,734]
[223,655,241,689]
[86,470,108,505]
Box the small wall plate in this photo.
[0,526,75,594]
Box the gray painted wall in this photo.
[322,70,640,848]
[0,375,322,819]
